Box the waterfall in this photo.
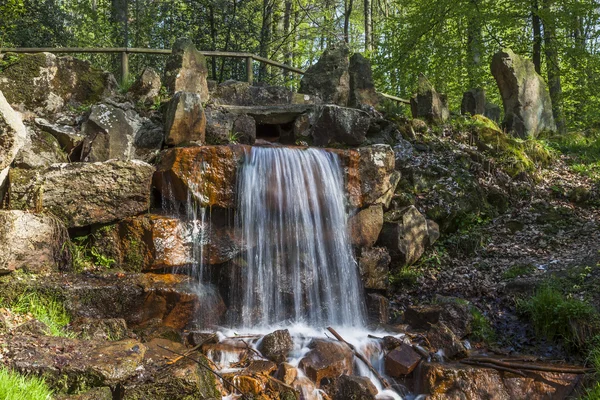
[232,146,366,328]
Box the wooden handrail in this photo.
[0,47,409,103]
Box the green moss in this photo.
[470,307,497,344]
[503,263,536,280]
[0,53,47,107]
[124,235,144,272]
[10,292,73,337]
[389,266,422,288]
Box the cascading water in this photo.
[232,146,366,328]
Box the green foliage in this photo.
[517,283,600,349]
[118,76,136,94]
[11,292,73,337]
[227,131,240,144]
[389,266,422,288]
[547,131,600,182]
[470,308,497,344]
[0,368,53,400]
[503,264,536,280]
[69,236,115,272]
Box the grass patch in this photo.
[546,130,600,182]
[0,368,53,400]
[503,263,536,280]
[10,292,73,337]
[470,308,497,344]
[69,236,115,272]
[517,283,599,350]
[390,266,422,288]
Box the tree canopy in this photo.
[0,0,599,130]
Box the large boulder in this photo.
[0,210,69,274]
[13,127,68,169]
[211,80,318,106]
[334,375,377,400]
[410,75,449,123]
[404,299,472,338]
[491,49,556,138]
[164,38,209,102]
[300,42,350,106]
[299,339,353,388]
[0,90,27,192]
[9,160,154,227]
[164,91,206,146]
[377,205,428,266]
[205,106,256,145]
[349,53,379,109]
[348,205,384,248]
[3,335,146,394]
[0,53,115,114]
[358,247,391,290]
[461,88,486,116]
[417,361,580,400]
[311,105,370,146]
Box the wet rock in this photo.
[244,360,277,376]
[410,75,449,123]
[258,329,294,364]
[491,48,556,137]
[426,322,468,360]
[4,335,145,393]
[349,53,379,109]
[123,338,220,400]
[276,362,298,385]
[70,318,128,341]
[14,126,67,169]
[164,91,206,146]
[153,145,244,208]
[35,117,83,152]
[164,38,209,102]
[300,42,350,106]
[384,343,422,376]
[81,103,141,162]
[334,375,377,400]
[0,272,226,331]
[129,67,161,103]
[484,102,502,122]
[186,331,218,347]
[299,339,353,388]
[9,159,153,227]
[56,387,112,400]
[358,247,390,290]
[417,361,580,400]
[0,210,69,274]
[404,300,472,338]
[311,105,370,146]
[461,88,486,116]
[382,336,404,351]
[366,293,389,325]
[0,53,115,114]
[378,205,428,266]
[0,90,27,190]
[349,205,384,248]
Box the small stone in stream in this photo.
[244,360,277,376]
[276,362,298,385]
[258,329,294,364]
[427,322,468,360]
[299,339,353,388]
[186,331,218,347]
[382,336,404,351]
[384,343,422,376]
[334,375,378,400]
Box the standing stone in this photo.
[164,91,206,146]
[299,42,350,106]
[164,38,209,102]
[461,88,486,116]
[410,75,449,123]
[129,67,161,103]
[0,90,27,194]
[348,205,384,247]
[378,205,429,266]
[484,102,502,122]
[349,53,379,108]
[491,48,556,138]
[0,211,69,274]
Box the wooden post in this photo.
[120,51,129,85]
[246,56,253,85]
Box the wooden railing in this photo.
[0,47,409,104]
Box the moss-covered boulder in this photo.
[0,53,115,114]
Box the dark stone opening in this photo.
[255,121,295,144]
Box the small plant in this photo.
[517,283,600,349]
[470,308,497,343]
[389,266,422,288]
[227,131,240,144]
[118,76,136,94]
[0,368,53,400]
[11,292,73,337]
[68,236,115,271]
[502,263,536,280]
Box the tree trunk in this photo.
[532,0,542,74]
[209,5,218,80]
[466,0,482,88]
[283,0,292,82]
[344,0,354,43]
[364,0,372,51]
[541,0,566,134]
[259,0,272,80]
[111,0,128,47]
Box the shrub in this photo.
[0,368,53,400]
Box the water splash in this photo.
[232,147,366,328]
